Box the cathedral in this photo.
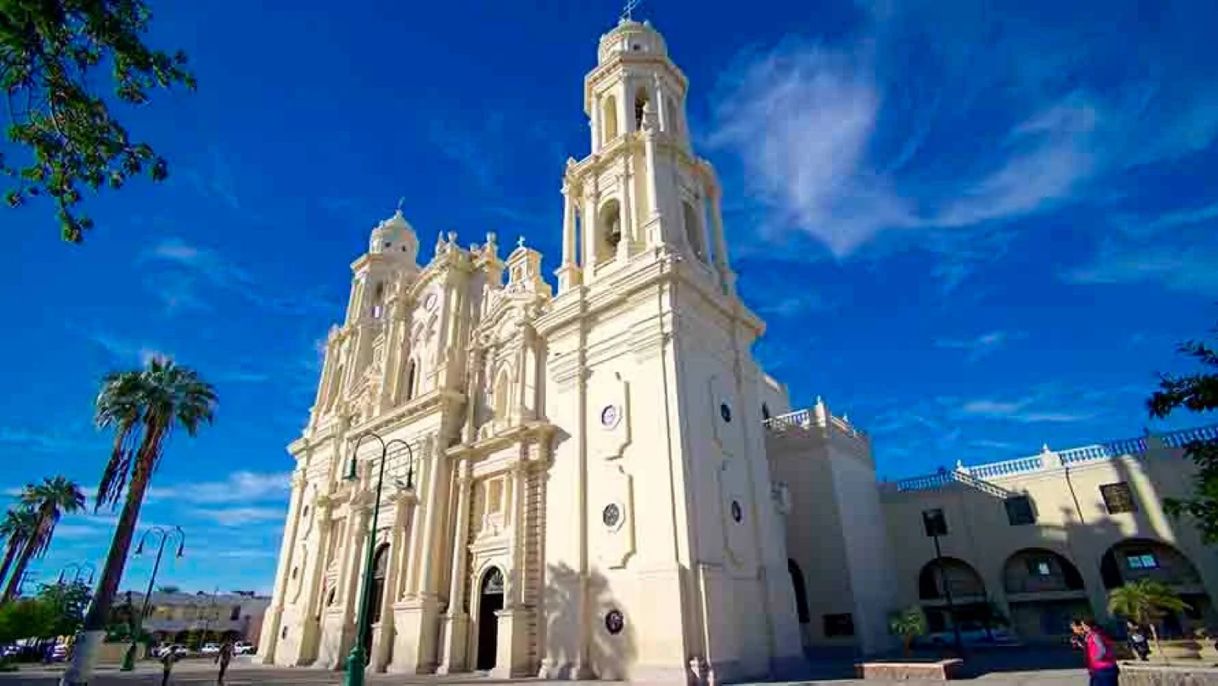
[259,14,1218,683]
[258,16,808,685]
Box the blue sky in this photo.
[2,0,1216,594]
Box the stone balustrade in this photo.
[880,424,1218,494]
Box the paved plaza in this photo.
[0,656,1093,685]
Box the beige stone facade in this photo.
[259,18,803,684]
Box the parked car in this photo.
[233,641,255,655]
[919,623,1019,647]
[153,644,191,658]
[0,644,18,658]
[200,643,220,655]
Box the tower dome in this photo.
[597,18,668,64]
[369,209,418,262]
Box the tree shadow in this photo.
[540,562,636,680]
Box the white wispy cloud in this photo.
[958,397,1094,424]
[934,330,1023,362]
[189,506,286,527]
[148,471,291,505]
[0,425,104,455]
[88,332,172,367]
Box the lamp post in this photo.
[120,526,185,671]
[922,507,964,657]
[343,432,414,686]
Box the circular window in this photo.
[730,500,743,523]
[602,503,621,528]
[605,609,624,635]
[720,403,732,423]
[600,405,620,429]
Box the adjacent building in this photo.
[126,591,271,645]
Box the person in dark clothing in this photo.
[216,640,234,684]
[1126,620,1150,661]
[160,649,178,686]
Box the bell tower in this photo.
[556,19,735,297]
[539,16,802,686]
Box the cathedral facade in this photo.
[258,18,805,684]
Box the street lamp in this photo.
[343,432,414,686]
[120,526,185,671]
[922,508,964,657]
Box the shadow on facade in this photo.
[542,562,637,680]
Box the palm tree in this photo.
[1108,579,1190,662]
[63,357,216,685]
[889,606,928,656]
[1,477,85,601]
[0,508,39,592]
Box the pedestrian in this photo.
[1125,621,1150,661]
[160,648,178,686]
[216,639,234,684]
[1071,617,1120,686]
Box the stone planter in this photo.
[855,659,963,680]
[1119,662,1218,685]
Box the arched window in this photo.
[682,200,704,259]
[371,282,385,319]
[493,369,511,420]
[597,199,622,264]
[368,544,390,623]
[788,559,810,624]
[401,359,416,402]
[602,95,619,143]
[634,87,650,130]
[665,96,679,134]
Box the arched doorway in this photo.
[476,567,505,670]
[917,557,988,634]
[787,559,810,625]
[1100,538,1213,637]
[1002,548,1088,640]
[361,543,390,662]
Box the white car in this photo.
[233,641,255,655]
[200,643,220,655]
[153,644,191,658]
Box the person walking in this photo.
[1125,621,1150,661]
[160,647,178,686]
[215,639,234,684]
[1071,617,1120,686]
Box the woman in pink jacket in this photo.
[1071,617,1120,686]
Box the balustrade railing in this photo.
[884,424,1217,495]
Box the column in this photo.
[618,162,634,262]
[708,185,734,291]
[259,470,307,663]
[581,183,599,270]
[557,185,582,292]
[437,461,473,674]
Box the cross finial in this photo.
[622,0,642,21]
[396,196,405,213]
[517,235,526,249]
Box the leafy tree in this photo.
[63,358,216,684]
[1148,328,1218,542]
[1,0,195,242]
[0,508,38,591]
[888,606,928,656]
[1,477,85,601]
[36,580,92,637]
[1108,579,1190,662]
[0,597,56,644]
